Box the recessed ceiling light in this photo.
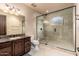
[43,20,49,24]
[46,10,49,13]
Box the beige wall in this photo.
[72,4,79,54]
[76,4,79,48]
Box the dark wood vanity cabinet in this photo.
[13,39,25,56]
[0,41,12,56]
[13,37,31,56]
[0,36,31,56]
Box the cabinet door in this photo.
[14,39,25,56]
[0,42,12,56]
[25,37,31,53]
[0,15,6,35]
[25,42,31,53]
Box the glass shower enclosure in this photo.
[36,6,76,51]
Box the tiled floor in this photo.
[26,44,76,56]
[40,38,74,51]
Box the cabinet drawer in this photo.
[0,46,12,56]
[13,39,25,56]
[0,41,12,49]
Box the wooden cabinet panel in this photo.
[25,42,31,53]
[25,37,31,53]
[0,47,12,56]
[0,42,12,56]
[0,37,31,56]
[13,39,25,56]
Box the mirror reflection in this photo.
[0,9,25,35]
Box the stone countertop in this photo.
[0,39,11,43]
[0,36,30,43]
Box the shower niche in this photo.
[36,6,76,51]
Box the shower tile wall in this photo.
[37,7,75,51]
[37,16,44,40]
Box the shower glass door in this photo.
[36,7,75,51]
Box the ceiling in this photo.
[25,3,75,14]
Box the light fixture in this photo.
[3,3,22,16]
[3,10,8,13]
[43,20,49,24]
[11,6,15,12]
[15,13,19,16]
[46,10,49,13]
[17,8,21,14]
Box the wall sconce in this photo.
[3,3,22,16]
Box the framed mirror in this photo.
[0,9,25,36]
